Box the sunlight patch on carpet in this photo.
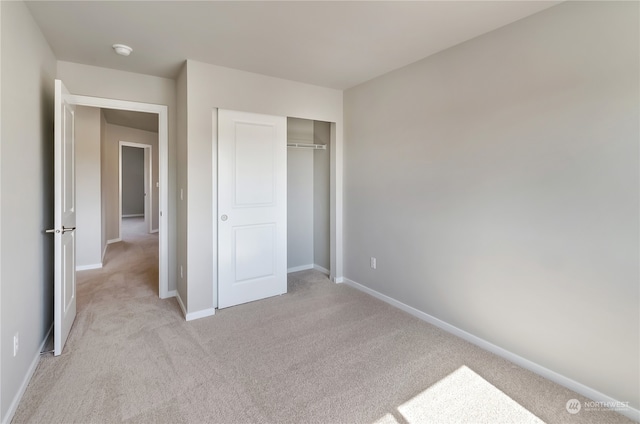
[375,365,545,424]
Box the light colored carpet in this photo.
[12,218,634,423]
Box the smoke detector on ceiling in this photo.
[112,44,133,57]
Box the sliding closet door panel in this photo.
[218,109,287,309]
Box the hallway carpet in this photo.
[12,219,634,423]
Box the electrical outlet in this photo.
[13,332,18,357]
[370,257,377,269]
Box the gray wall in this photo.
[0,1,57,421]
[344,1,638,408]
[182,60,343,316]
[287,118,314,269]
[121,146,145,216]
[287,149,314,269]
[176,64,188,304]
[100,111,108,260]
[75,106,103,268]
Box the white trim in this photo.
[331,275,344,284]
[343,277,640,422]
[102,244,108,263]
[165,290,177,298]
[313,264,330,275]
[150,229,159,234]
[212,108,218,309]
[2,325,53,424]
[107,238,121,244]
[287,264,329,275]
[186,307,216,321]
[67,94,170,300]
[287,264,313,273]
[330,122,344,284]
[175,292,215,320]
[176,293,187,317]
[122,214,144,218]
[76,263,102,271]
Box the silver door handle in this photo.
[220,215,228,221]
[46,226,76,234]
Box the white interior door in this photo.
[53,79,77,356]
[218,109,287,309]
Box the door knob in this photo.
[221,215,228,221]
[45,226,76,234]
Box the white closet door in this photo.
[218,109,287,309]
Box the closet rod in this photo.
[287,143,326,150]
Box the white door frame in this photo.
[119,141,153,236]
[69,94,171,299]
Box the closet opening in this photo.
[286,117,331,275]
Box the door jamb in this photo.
[68,94,171,299]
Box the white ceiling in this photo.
[26,1,560,90]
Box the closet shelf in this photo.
[287,143,326,150]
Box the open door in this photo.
[218,109,287,308]
[51,79,77,355]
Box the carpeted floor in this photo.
[12,218,634,423]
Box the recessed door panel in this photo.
[63,231,76,310]
[234,123,276,207]
[234,224,276,283]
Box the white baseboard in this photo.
[175,293,215,321]
[288,264,313,273]
[122,214,144,218]
[150,228,159,234]
[161,289,176,299]
[102,244,108,263]
[342,277,640,422]
[107,238,121,244]
[313,264,330,275]
[186,307,216,321]
[331,275,344,283]
[176,292,187,317]
[76,263,102,271]
[2,324,53,424]
[288,264,331,275]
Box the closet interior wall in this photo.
[287,117,330,274]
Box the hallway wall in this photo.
[75,106,103,268]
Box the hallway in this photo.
[81,216,160,298]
